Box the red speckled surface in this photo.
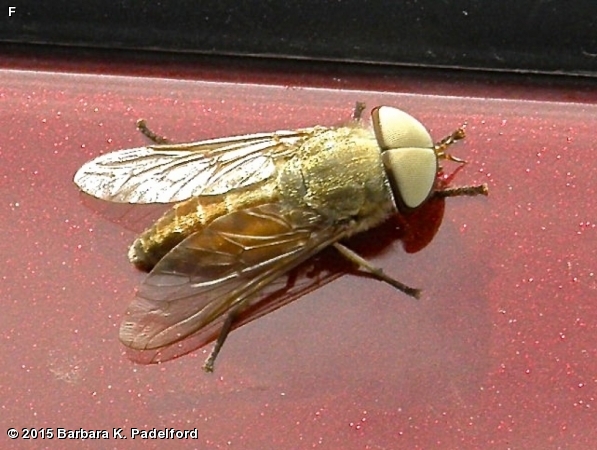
[1,53,597,449]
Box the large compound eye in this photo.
[382,147,438,210]
[371,106,433,150]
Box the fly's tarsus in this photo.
[136,119,170,144]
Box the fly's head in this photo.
[371,106,465,213]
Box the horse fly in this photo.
[74,103,488,372]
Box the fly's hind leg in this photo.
[333,242,421,299]
[203,311,236,373]
[136,119,170,144]
[203,300,251,373]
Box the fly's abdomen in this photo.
[128,183,279,271]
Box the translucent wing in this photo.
[74,129,320,204]
[126,250,346,364]
[119,203,345,352]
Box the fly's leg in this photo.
[136,119,170,144]
[435,183,489,198]
[435,125,467,163]
[333,243,421,299]
[203,313,234,373]
[202,303,244,373]
[433,123,490,197]
[352,101,366,122]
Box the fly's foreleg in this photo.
[432,123,489,199]
[435,125,467,163]
[435,183,489,198]
[333,242,421,299]
[136,119,170,144]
